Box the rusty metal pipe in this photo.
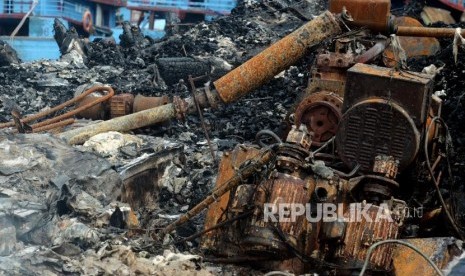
[59,87,219,145]
[396,26,465,38]
[60,102,177,145]
[58,12,343,145]
[213,11,342,103]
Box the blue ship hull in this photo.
[0,0,235,61]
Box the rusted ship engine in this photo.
[199,1,458,274]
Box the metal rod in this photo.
[60,102,177,145]
[33,118,75,133]
[0,86,114,129]
[396,26,465,38]
[204,256,270,264]
[10,0,38,39]
[355,41,387,63]
[160,149,274,235]
[188,75,216,162]
[430,155,443,173]
[175,210,253,244]
[31,86,114,129]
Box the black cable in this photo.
[424,116,465,239]
[256,129,283,148]
[359,240,443,276]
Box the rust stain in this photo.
[329,0,391,32]
[110,93,135,118]
[392,238,461,275]
[200,145,261,250]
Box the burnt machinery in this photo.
[197,1,454,273]
[11,1,457,273]
[199,57,442,274]
[59,0,461,144]
[0,0,460,272]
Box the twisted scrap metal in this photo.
[0,86,114,132]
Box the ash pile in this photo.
[2,0,465,275]
[0,1,326,275]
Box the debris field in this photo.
[2,0,465,275]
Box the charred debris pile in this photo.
[2,0,465,275]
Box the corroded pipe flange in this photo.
[294,91,343,146]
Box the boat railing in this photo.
[126,0,236,15]
[1,0,33,15]
[1,0,91,23]
[1,0,236,22]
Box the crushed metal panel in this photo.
[392,237,462,276]
[118,142,184,210]
[329,0,391,32]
